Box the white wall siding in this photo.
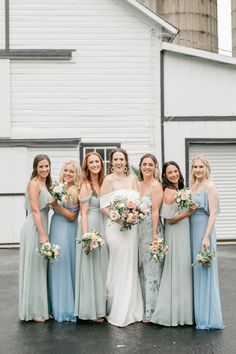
[0,60,11,137]
[9,0,162,163]
[0,0,5,49]
[164,52,236,117]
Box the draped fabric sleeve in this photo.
[79,191,92,205]
[160,202,179,219]
[192,190,220,216]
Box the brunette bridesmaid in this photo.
[19,154,52,322]
[151,161,196,326]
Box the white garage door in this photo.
[189,144,236,240]
[0,144,80,245]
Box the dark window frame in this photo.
[0,0,75,60]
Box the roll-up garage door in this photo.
[189,144,236,240]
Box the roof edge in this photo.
[121,0,179,37]
[161,42,236,66]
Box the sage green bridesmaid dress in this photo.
[19,187,51,321]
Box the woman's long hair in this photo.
[82,151,104,187]
[190,155,212,188]
[59,160,82,195]
[31,154,52,191]
[108,148,130,175]
[162,161,184,191]
[139,153,160,182]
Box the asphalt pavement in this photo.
[0,245,235,354]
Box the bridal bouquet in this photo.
[50,180,70,202]
[109,196,150,231]
[149,239,169,263]
[192,248,215,267]
[174,188,192,210]
[78,229,105,255]
[39,242,60,261]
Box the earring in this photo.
[124,166,127,173]
[111,167,114,173]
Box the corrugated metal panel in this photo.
[189,144,236,240]
[0,0,5,49]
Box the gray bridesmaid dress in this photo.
[151,202,193,326]
[74,192,108,320]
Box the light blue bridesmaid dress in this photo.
[48,201,79,322]
[19,187,51,321]
[74,192,108,320]
[190,190,224,330]
[138,195,164,321]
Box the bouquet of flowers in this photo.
[77,229,105,255]
[39,241,60,261]
[50,180,70,202]
[174,188,192,210]
[109,196,150,231]
[149,238,169,263]
[192,248,215,267]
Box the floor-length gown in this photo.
[151,202,193,326]
[19,187,51,321]
[100,189,143,327]
[74,192,108,320]
[190,190,224,330]
[48,201,79,322]
[138,195,163,321]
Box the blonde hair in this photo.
[59,160,82,197]
[190,155,212,188]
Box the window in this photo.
[80,143,120,174]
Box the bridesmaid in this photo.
[151,161,196,326]
[74,152,108,322]
[19,154,52,322]
[138,154,164,322]
[48,160,81,322]
[190,155,224,330]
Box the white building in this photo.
[0,0,235,244]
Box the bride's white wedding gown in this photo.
[100,189,143,327]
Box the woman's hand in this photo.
[39,233,49,244]
[189,202,198,215]
[152,232,159,241]
[202,236,210,249]
[48,197,57,208]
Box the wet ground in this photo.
[0,245,235,354]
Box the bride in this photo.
[100,148,143,327]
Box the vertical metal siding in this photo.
[189,144,236,240]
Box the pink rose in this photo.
[110,210,119,221]
[127,200,136,209]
